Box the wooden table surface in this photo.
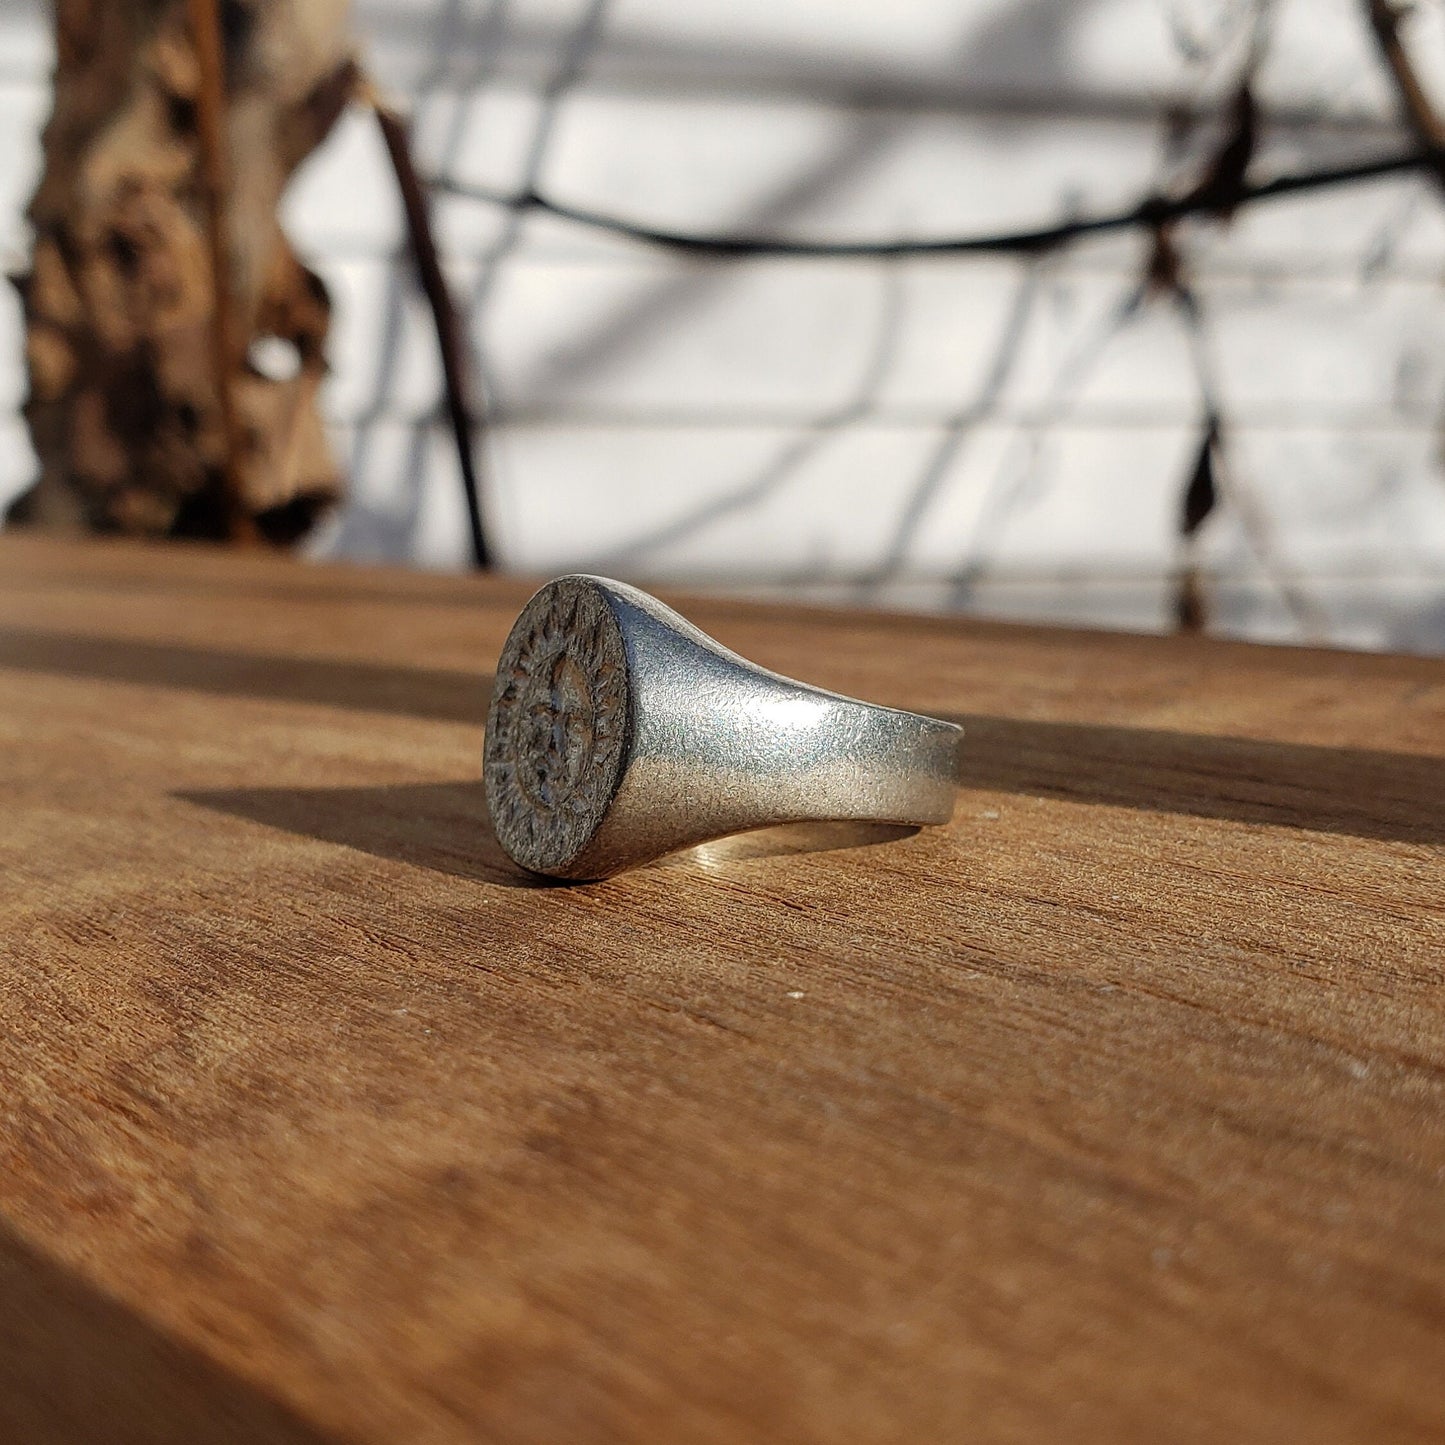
[1,535,1442,1444]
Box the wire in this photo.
[432,147,1430,258]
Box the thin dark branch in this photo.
[186,0,255,542]
[1364,0,1445,191]
[367,83,491,569]
[433,147,1432,259]
[1172,286,1329,642]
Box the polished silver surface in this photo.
[484,575,964,880]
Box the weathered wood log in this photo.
[10,0,355,542]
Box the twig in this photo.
[1173,289,1330,642]
[433,147,1432,259]
[1364,0,1445,190]
[186,0,255,542]
[363,79,490,569]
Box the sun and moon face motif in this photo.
[484,578,630,874]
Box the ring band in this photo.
[484,575,963,879]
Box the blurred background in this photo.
[4,0,1445,652]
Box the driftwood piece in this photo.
[11,0,355,542]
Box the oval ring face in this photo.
[485,578,630,874]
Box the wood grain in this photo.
[0,534,1442,1444]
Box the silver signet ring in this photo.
[484,575,963,880]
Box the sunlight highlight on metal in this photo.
[484,576,963,879]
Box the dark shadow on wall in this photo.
[479,0,1105,417]
[356,0,1239,121]
[592,261,909,572]
[476,0,1114,576]
[0,1222,329,1445]
[336,0,616,565]
[337,0,1119,571]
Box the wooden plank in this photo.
[0,534,1442,1442]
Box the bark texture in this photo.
[12,0,354,542]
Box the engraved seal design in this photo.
[485,578,629,874]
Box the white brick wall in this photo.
[4,0,1445,650]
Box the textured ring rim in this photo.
[484,578,631,875]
